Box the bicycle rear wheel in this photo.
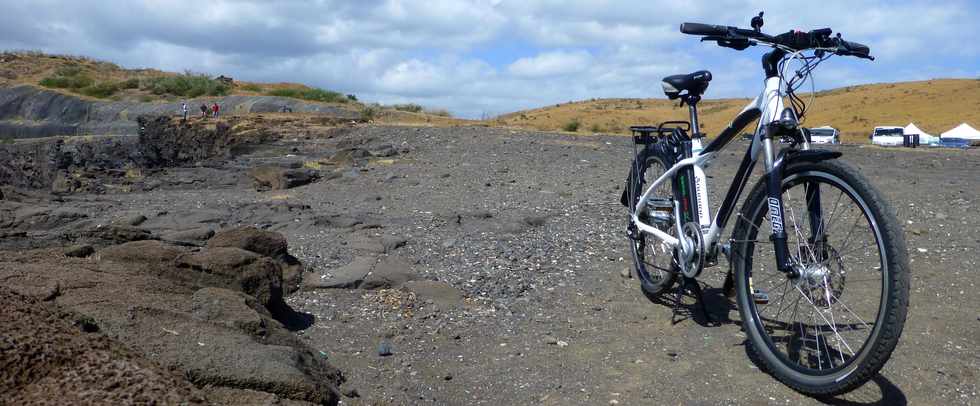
[731,159,909,396]
[628,155,677,298]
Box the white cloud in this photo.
[507,50,593,77]
[0,0,975,118]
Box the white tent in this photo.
[941,123,980,141]
[903,123,939,145]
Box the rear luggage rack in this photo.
[630,121,691,145]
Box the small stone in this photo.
[543,335,559,345]
[378,340,393,357]
[610,400,619,405]
[522,215,549,227]
[444,374,453,381]
[935,212,948,220]
[620,268,631,279]
[917,248,928,253]
[342,386,360,398]
[441,238,457,248]
[556,340,569,347]
[64,244,95,258]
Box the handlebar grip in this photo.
[842,40,870,54]
[840,39,872,58]
[680,22,730,36]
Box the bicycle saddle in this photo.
[662,70,712,100]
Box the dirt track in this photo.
[2,122,978,405]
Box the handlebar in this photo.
[679,22,730,36]
[680,21,873,60]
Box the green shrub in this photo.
[360,106,378,121]
[589,123,602,133]
[425,108,452,117]
[392,103,423,113]
[39,74,93,89]
[142,73,229,97]
[266,87,347,103]
[54,65,84,77]
[563,119,581,132]
[346,94,357,101]
[119,78,140,89]
[79,82,119,98]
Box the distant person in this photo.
[181,102,188,120]
[200,103,208,119]
[212,102,220,118]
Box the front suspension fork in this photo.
[762,136,795,275]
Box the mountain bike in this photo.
[621,13,909,397]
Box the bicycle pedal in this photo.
[752,289,770,305]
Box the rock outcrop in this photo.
[0,84,361,139]
[0,227,342,405]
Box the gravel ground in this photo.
[6,124,979,405]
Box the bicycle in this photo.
[621,12,910,397]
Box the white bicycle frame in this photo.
[631,75,794,251]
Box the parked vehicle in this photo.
[809,126,839,144]
[870,126,904,146]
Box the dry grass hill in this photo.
[0,51,475,127]
[495,79,980,143]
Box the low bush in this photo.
[142,73,229,97]
[54,65,84,77]
[563,119,581,132]
[119,78,140,89]
[39,74,93,89]
[266,87,348,103]
[425,108,452,117]
[79,82,120,98]
[392,103,423,113]
[240,83,263,92]
[360,106,379,121]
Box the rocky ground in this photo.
[1,119,978,405]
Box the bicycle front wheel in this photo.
[731,159,909,396]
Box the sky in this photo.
[1,0,978,118]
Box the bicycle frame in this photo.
[631,75,798,252]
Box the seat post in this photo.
[687,95,702,138]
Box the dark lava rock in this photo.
[99,240,187,267]
[361,256,420,290]
[115,214,147,227]
[370,144,399,157]
[382,236,409,252]
[206,226,304,295]
[161,227,215,244]
[0,287,206,404]
[401,280,464,307]
[247,165,320,190]
[303,256,376,290]
[64,244,94,258]
[190,287,270,338]
[78,224,153,244]
[207,226,288,258]
[176,248,284,309]
[522,214,549,227]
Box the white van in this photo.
[871,126,904,146]
[809,126,839,144]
